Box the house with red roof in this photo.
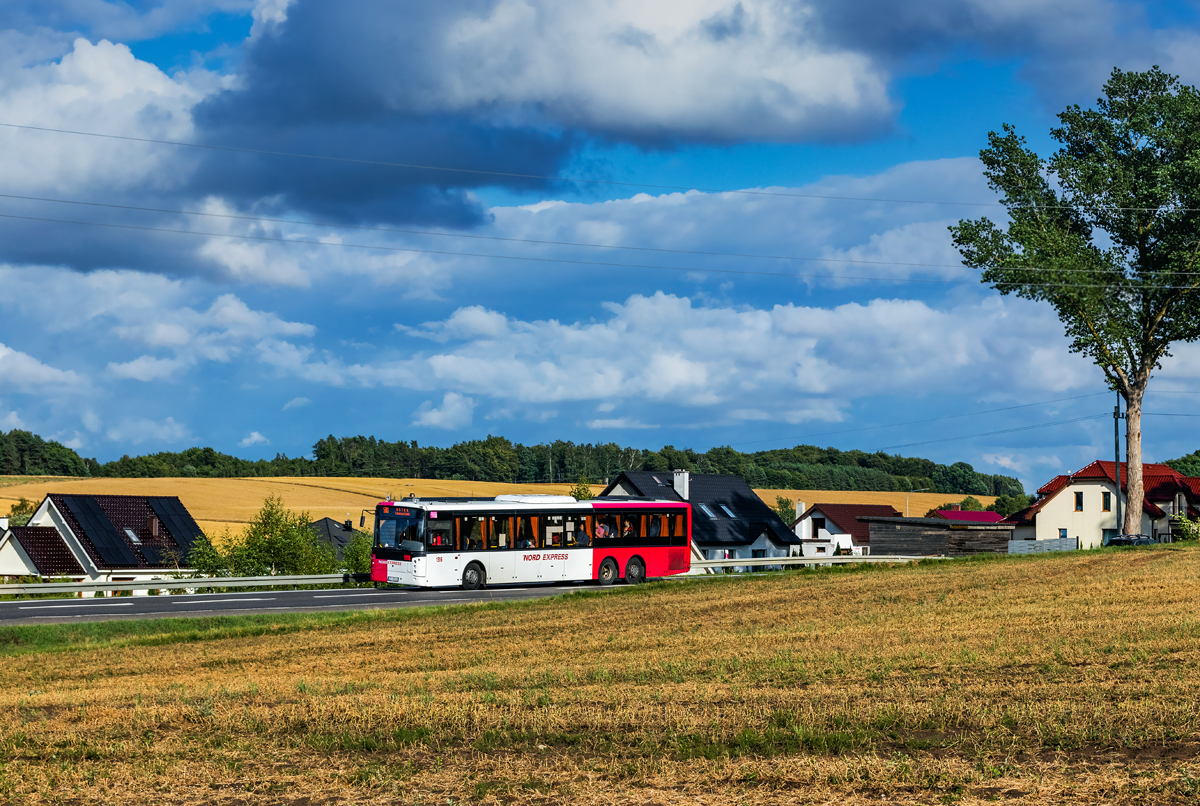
[790,503,901,556]
[929,508,1005,523]
[1004,461,1199,548]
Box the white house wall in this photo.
[0,533,38,577]
[1033,480,1155,548]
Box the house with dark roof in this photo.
[0,494,201,581]
[311,516,357,562]
[599,470,799,570]
[1005,461,1199,548]
[790,503,900,556]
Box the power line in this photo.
[729,391,1111,448]
[879,414,1110,450]
[3,121,1196,214]
[6,210,1200,291]
[1144,412,1200,417]
[7,191,1200,279]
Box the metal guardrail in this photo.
[0,573,371,596]
[690,555,947,570]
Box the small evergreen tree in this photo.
[772,496,796,524]
[569,475,595,501]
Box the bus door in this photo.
[562,514,593,579]
[488,516,520,583]
[539,515,569,580]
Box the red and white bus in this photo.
[368,494,691,589]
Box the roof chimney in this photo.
[0,517,7,531]
[673,469,690,501]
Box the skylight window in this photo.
[123,528,142,544]
[697,503,716,518]
[719,505,736,518]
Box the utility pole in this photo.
[1114,389,1123,536]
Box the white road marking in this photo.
[18,602,137,610]
[171,598,275,604]
[311,592,410,599]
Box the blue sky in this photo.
[1,0,1199,491]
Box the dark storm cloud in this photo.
[187,0,581,225]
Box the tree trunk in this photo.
[1123,387,1145,535]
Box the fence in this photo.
[1007,538,1078,555]
[0,573,371,597]
[690,555,946,571]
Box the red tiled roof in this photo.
[931,510,1004,523]
[10,527,84,577]
[1021,461,1187,523]
[797,503,900,544]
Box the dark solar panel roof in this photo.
[600,471,800,547]
[48,493,204,570]
[60,495,141,567]
[10,527,85,576]
[147,497,203,554]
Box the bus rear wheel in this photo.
[598,558,618,586]
[462,563,485,591]
[625,557,646,585]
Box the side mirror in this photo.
[359,514,366,528]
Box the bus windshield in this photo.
[376,512,422,549]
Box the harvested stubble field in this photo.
[2,548,1200,805]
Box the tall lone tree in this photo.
[951,67,1200,533]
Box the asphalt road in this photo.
[0,584,597,626]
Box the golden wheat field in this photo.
[0,477,990,538]
[1,547,1198,804]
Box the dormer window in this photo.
[123,528,142,544]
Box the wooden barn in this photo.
[858,516,1013,556]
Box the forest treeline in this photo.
[0,428,1030,497]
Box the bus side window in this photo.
[647,513,662,540]
[594,514,619,545]
[566,517,590,546]
[487,516,508,550]
[459,517,484,551]
[515,516,535,550]
[543,515,565,548]
[671,512,687,546]
[619,513,640,546]
[427,518,453,551]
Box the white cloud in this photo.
[108,355,186,382]
[0,38,220,197]
[282,396,310,410]
[105,416,191,445]
[586,418,659,429]
[239,431,269,447]
[82,411,101,433]
[356,0,894,142]
[412,392,475,430]
[1,408,24,429]
[0,342,85,391]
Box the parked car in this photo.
[1105,534,1153,547]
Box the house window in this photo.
[697,503,716,518]
[1102,492,1111,512]
[1059,528,1068,540]
[719,504,736,518]
[751,549,765,559]
[123,528,142,544]
[812,517,826,534]
[1074,491,1083,511]
[815,546,827,554]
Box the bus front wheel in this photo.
[598,558,618,586]
[462,563,485,591]
[625,557,646,585]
